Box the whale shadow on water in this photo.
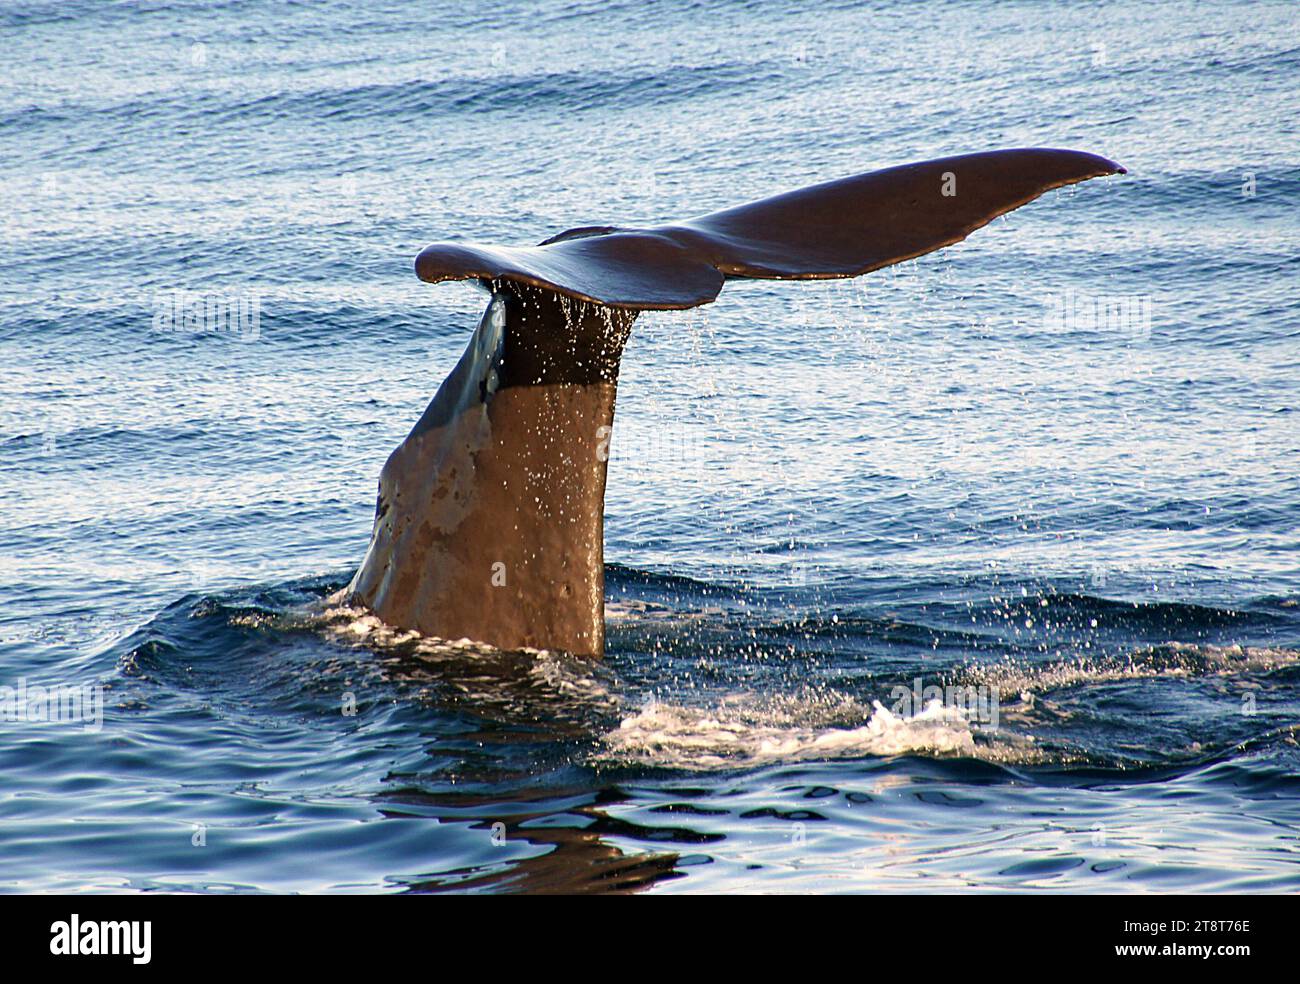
[340,148,1127,657]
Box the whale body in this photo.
[346,149,1125,656]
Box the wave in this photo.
[108,571,1300,780]
[2,60,773,134]
[960,642,1300,700]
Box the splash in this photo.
[596,691,976,771]
[311,601,623,719]
[318,601,516,656]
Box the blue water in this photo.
[2,0,1299,893]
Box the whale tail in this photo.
[349,149,1124,656]
[414,148,1123,310]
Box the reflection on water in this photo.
[380,788,684,895]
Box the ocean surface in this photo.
[2,0,1298,893]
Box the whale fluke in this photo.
[349,149,1124,656]
[414,148,1124,309]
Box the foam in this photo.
[596,693,975,771]
[313,602,622,715]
